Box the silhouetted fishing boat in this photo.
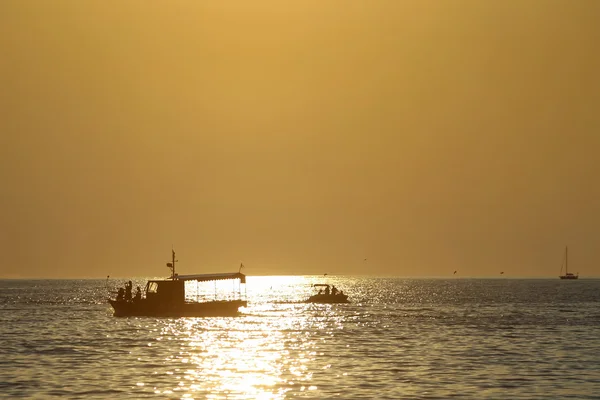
[305,284,349,303]
[109,250,247,317]
[559,246,578,280]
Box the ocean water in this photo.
[1,277,600,399]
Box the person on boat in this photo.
[325,286,330,295]
[318,288,323,295]
[125,281,133,301]
[117,287,125,301]
[134,286,142,301]
[331,286,338,296]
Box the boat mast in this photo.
[566,246,568,274]
[172,249,176,278]
[167,248,178,280]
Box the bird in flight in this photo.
[453,270,457,275]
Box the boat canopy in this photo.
[313,284,330,288]
[175,272,246,284]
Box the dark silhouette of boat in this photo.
[305,284,349,304]
[109,250,247,317]
[559,246,579,280]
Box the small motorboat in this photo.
[305,283,349,304]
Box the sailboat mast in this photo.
[566,246,568,274]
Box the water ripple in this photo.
[1,278,600,398]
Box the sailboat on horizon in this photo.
[559,246,578,280]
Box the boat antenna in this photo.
[167,248,178,280]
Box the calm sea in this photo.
[1,277,600,399]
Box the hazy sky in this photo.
[1,1,599,278]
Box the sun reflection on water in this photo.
[125,276,347,398]
[4,278,600,398]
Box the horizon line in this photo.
[1,274,598,280]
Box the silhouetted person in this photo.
[125,281,132,301]
[331,286,338,296]
[325,286,330,295]
[318,289,323,295]
[134,286,141,301]
[117,287,125,301]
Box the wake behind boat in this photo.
[305,284,349,304]
[108,250,247,317]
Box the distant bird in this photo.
[453,271,457,275]
[500,271,504,275]
[363,258,367,261]
[324,273,328,276]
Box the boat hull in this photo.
[109,299,247,317]
[305,294,350,304]
[559,275,578,280]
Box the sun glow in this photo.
[140,277,343,398]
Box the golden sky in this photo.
[1,1,599,278]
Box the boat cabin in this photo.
[145,279,185,304]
